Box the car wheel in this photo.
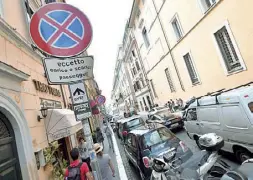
[235,148,252,163]
[194,136,204,150]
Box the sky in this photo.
[66,0,133,105]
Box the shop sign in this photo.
[69,82,88,105]
[40,99,62,109]
[33,80,61,97]
[43,56,94,84]
[73,102,92,121]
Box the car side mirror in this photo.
[143,149,151,157]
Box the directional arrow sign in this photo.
[73,88,84,96]
[69,82,88,104]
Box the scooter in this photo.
[149,133,228,180]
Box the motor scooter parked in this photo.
[149,133,227,180]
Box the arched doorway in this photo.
[0,112,22,180]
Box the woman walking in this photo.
[94,143,115,180]
[78,137,92,171]
[95,127,104,148]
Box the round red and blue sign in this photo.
[30,3,92,57]
[96,95,106,105]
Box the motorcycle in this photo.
[149,133,227,180]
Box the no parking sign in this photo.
[30,3,92,57]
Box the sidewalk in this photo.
[102,125,128,180]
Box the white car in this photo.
[184,83,253,163]
[149,106,170,115]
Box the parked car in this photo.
[117,115,146,140]
[147,110,184,130]
[124,124,193,180]
[149,106,170,115]
[184,82,253,163]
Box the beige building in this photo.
[129,0,253,104]
[0,0,91,180]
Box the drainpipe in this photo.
[151,0,185,91]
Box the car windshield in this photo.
[143,127,175,148]
[155,111,175,120]
[126,118,144,129]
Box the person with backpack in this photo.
[95,127,104,147]
[64,148,94,180]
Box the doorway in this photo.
[0,112,22,180]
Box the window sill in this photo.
[192,81,201,87]
[226,67,245,76]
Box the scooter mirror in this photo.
[143,149,151,157]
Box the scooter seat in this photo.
[180,150,210,171]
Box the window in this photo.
[45,0,56,3]
[199,0,217,12]
[136,8,141,19]
[142,27,150,48]
[214,26,242,73]
[248,102,253,113]
[186,108,197,121]
[25,1,34,22]
[183,53,199,84]
[132,50,136,58]
[135,61,140,71]
[171,15,183,40]
[165,68,176,92]
[133,67,137,75]
[150,79,158,98]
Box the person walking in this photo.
[78,137,92,171]
[94,143,115,180]
[95,127,104,148]
[104,124,114,152]
[64,148,94,180]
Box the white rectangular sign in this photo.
[73,102,92,121]
[43,56,94,84]
[69,82,88,104]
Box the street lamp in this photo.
[37,106,48,122]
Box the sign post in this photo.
[30,3,101,179]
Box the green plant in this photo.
[43,142,66,179]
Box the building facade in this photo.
[0,0,98,180]
[122,23,153,111]
[111,46,137,116]
[127,0,253,105]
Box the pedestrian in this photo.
[179,98,184,108]
[170,99,175,112]
[64,148,94,180]
[78,137,92,171]
[104,124,114,152]
[95,127,104,148]
[94,143,115,180]
[145,106,149,111]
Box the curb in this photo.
[109,125,128,180]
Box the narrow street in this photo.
[114,128,240,180]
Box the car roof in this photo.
[129,123,164,136]
[119,115,142,124]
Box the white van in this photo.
[184,84,253,163]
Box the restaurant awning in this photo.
[44,109,82,143]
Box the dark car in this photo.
[117,115,146,140]
[124,124,193,180]
[147,110,184,130]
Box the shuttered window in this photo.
[214,26,242,72]
[183,53,199,84]
[165,68,176,92]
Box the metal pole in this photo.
[151,0,185,91]
[82,119,102,180]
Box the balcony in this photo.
[135,86,149,98]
